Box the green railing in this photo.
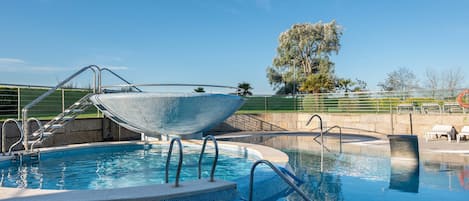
[239,89,467,114]
[0,84,99,120]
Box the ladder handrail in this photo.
[249,160,311,201]
[306,114,324,172]
[198,135,218,182]
[27,117,44,152]
[165,138,183,187]
[323,125,343,153]
[100,68,142,92]
[20,65,139,151]
[21,65,100,151]
[1,119,24,156]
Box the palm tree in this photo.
[194,87,205,93]
[237,82,253,96]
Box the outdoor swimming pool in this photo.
[0,143,260,190]
[222,134,469,201]
[278,150,469,201]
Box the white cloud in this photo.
[30,66,73,72]
[0,58,26,64]
[0,66,73,73]
[105,66,129,70]
[0,57,75,72]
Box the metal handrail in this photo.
[26,117,44,152]
[1,119,24,156]
[324,125,343,153]
[21,65,100,151]
[100,68,142,92]
[19,65,139,151]
[198,135,218,182]
[306,114,324,172]
[101,83,239,94]
[249,160,311,201]
[165,138,183,187]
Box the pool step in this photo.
[44,124,64,129]
[32,131,53,137]
[64,109,85,114]
[54,116,74,121]
[74,101,92,106]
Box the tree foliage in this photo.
[194,87,205,93]
[237,82,253,96]
[267,20,342,94]
[335,78,354,92]
[335,78,368,93]
[300,73,335,93]
[425,67,465,96]
[378,67,419,91]
[444,67,464,96]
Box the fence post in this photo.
[390,101,394,135]
[376,99,380,114]
[62,88,65,112]
[17,87,21,119]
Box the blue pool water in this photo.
[279,150,469,201]
[0,144,260,190]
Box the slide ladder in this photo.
[26,93,95,149]
[0,65,139,156]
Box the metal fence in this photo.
[0,84,99,120]
[239,88,467,114]
[0,84,467,120]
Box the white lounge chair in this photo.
[421,103,441,114]
[456,126,469,143]
[425,125,455,142]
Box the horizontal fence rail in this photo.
[239,88,467,114]
[1,84,467,120]
[0,84,99,120]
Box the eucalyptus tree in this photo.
[267,20,342,94]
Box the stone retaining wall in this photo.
[1,113,468,149]
[257,113,469,137]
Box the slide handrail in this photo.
[21,65,100,151]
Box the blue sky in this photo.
[1,0,468,94]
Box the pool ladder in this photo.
[313,125,343,154]
[306,114,344,170]
[165,138,183,187]
[1,119,23,156]
[2,118,43,164]
[248,160,311,201]
[198,135,218,182]
[165,135,219,187]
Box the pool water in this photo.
[0,144,259,190]
[281,150,469,201]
